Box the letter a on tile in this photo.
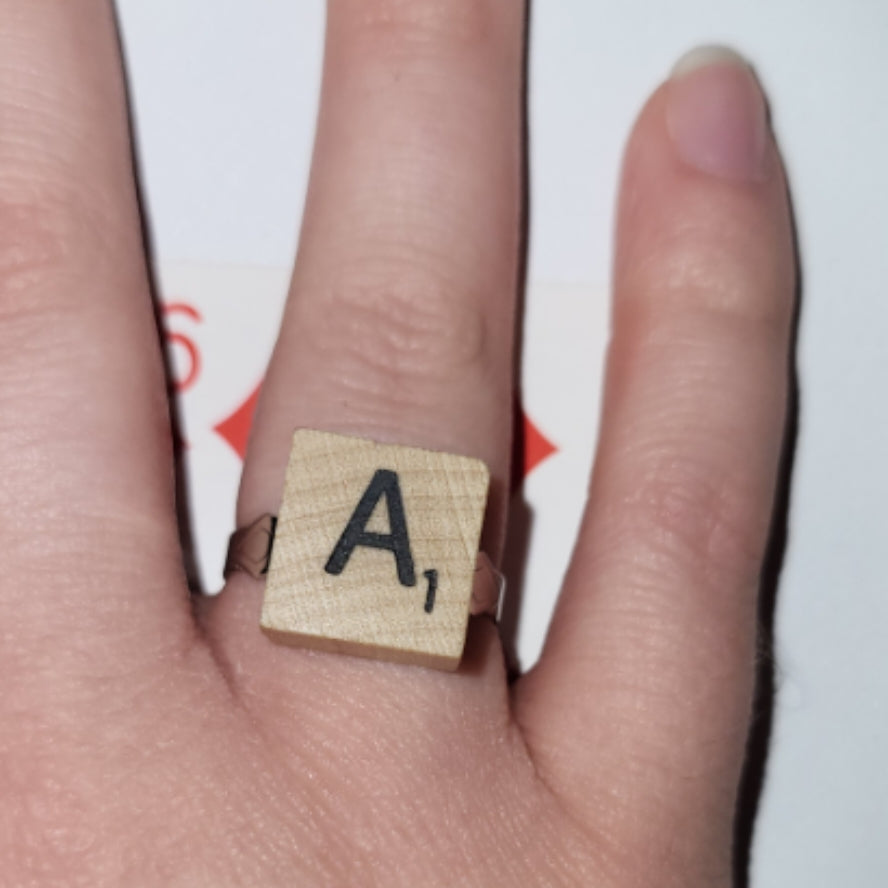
[261,430,490,670]
[324,469,417,587]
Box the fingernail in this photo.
[666,45,770,182]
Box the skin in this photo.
[0,2,795,886]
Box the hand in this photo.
[1,3,795,886]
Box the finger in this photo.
[205,0,524,692]
[0,2,189,695]
[516,49,796,871]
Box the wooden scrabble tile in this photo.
[261,430,490,671]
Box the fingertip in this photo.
[622,46,782,198]
[666,46,772,183]
[669,44,751,78]
[615,49,792,327]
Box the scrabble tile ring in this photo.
[223,430,505,672]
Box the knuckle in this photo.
[617,456,769,588]
[626,225,789,330]
[0,178,110,359]
[309,267,489,397]
[0,186,77,297]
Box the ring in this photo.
[224,429,505,671]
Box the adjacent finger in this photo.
[206,0,524,687]
[516,49,796,873]
[0,1,189,700]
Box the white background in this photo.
[116,1,888,885]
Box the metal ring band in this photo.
[224,513,505,622]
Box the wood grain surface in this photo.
[261,430,490,670]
